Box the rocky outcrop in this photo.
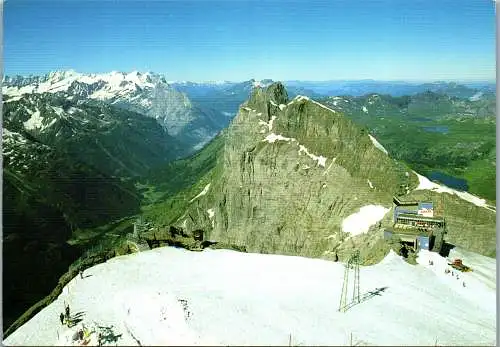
[170,83,414,260]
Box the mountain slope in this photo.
[3,70,229,152]
[3,93,183,177]
[143,83,496,260]
[144,83,415,261]
[317,92,496,201]
[4,247,495,346]
[3,126,142,331]
[2,92,186,331]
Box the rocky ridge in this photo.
[168,83,416,260]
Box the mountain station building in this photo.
[384,196,446,253]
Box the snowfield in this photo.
[4,246,495,346]
[414,172,495,212]
[342,205,389,236]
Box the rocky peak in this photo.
[247,82,288,108]
[167,83,417,262]
[266,82,288,105]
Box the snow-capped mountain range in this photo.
[3,70,238,151]
[3,71,304,151]
[4,70,159,106]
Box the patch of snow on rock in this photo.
[294,95,310,102]
[258,116,276,132]
[268,116,276,131]
[52,106,65,116]
[413,172,492,211]
[342,205,389,236]
[362,106,368,113]
[189,183,211,203]
[322,159,336,176]
[23,109,44,130]
[469,92,483,101]
[263,133,293,144]
[252,80,263,88]
[311,99,336,114]
[207,209,215,227]
[298,145,327,167]
[368,134,388,155]
[367,179,374,189]
[4,95,23,103]
[207,209,215,219]
[3,129,27,143]
[68,107,81,114]
[279,104,286,111]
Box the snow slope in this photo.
[342,205,389,236]
[414,171,495,212]
[4,246,495,346]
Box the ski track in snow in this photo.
[4,246,495,346]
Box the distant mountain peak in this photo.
[248,81,288,107]
[251,79,274,89]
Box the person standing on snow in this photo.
[59,313,65,325]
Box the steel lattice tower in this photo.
[352,250,360,304]
[339,260,349,311]
[339,249,361,312]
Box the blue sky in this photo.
[4,0,496,82]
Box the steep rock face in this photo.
[173,83,414,258]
